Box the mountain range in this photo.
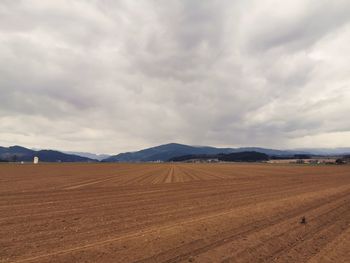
[63,151,110,161]
[1,143,349,163]
[102,143,311,162]
[0,146,97,162]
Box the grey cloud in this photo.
[243,0,350,52]
[0,0,349,153]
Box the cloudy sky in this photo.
[1,0,350,154]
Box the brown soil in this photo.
[1,163,350,263]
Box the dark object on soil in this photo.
[300,216,307,224]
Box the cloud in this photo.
[0,0,350,153]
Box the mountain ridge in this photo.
[102,143,312,162]
[2,143,349,163]
[0,146,97,162]
[63,151,110,161]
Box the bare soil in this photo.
[1,163,350,263]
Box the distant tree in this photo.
[335,159,345,165]
[169,151,269,162]
[218,151,269,162]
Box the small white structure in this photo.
[33,156,39,164]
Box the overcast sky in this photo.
[1,0,350,154]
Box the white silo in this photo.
[33,156,39,164]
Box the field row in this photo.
[1,163,350,262]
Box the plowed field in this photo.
[1,163,350,263]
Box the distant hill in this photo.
[0,146,97,162]
[102,143,308,162]
[63,151,110,161]
[295,148,350,155]
[103,143,230,162]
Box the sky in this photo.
[1,0,350,154]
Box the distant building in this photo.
[33,156,39,164]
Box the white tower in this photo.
[33,156,39,164]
